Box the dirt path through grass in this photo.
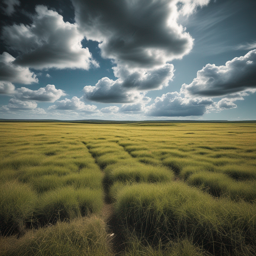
[82,141,126,255]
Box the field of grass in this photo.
[0,121,256,255]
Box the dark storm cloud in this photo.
[0,52,38,84]
[182,49,256,97]
[2,6,97,70]
[147,92,213,117]
[71,0,204,69]
[1,0,20,16]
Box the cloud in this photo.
[0,82,15,94]
[119,103,143,113]
[83,64,173,103]
[147,92,213,117]
[71,0,210,69]
[101,106,119,114]
[0,52,38,84]
[82,77,145,104]
[49,96,98,113]
[182,49,256,97]
[236,42,256,51]
[1,0,20,16]
[216,98,237,110]
[113,64,174,90]
[6,98,37,110]
[15,84,66,102]
[2,5,98,70]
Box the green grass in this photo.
[187,171,256,202]
[0,181,37,235]
[105,161,174,185]
[0,217,111,256]
[115,182,256,255]
[35,187,103,225]
[0,122,256,255]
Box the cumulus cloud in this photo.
[182,49,256,97]
[83,64,173,103]
[216,98,237,110]
[82,77,145,104]
[101,106,119,114]
[119,103,143,113]
[49,96,98,113]
[6,98,37,110]
[113,64,174,90]
[1,0,20,16]
[2,5,98,70]
[0,82,15,94]
[71,0,210,69]
[147,92,213,117]
[15,84,66,102]
[0,52,38,84]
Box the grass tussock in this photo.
[124,236,206,256]
[0,216,111,256]
[187,171,256,202]
[115,182,256,255]
[0,181,37,235]
[35,187,103,225]
[105,162,174,185]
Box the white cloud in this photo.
[0,52,38,84]
[6,98,37,110]
[15,84,66,102]
[2,0,20,16]
[83,64,173,103]
[119,103,143,113]
[215,98,237,110]
[101,106,119,114]
[182,49,256,97]
[2,5,98,70]
[0,82,15,94]
[82,77,145,104]
[236,42,256,51]
[49,96,98,113]
[146,92,213,117]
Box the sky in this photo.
[0,0,256,121]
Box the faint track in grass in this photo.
[81,141,126,255]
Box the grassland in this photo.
[0,121,256,255]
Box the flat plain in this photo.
[0,121,256,256]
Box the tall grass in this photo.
[35,187,103,225]
[0,217,111,256]
[187,171,256,201]
[1,121,256,255]
[115,182,256,255]
[0,181,37,235]
[105,162,174,184]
